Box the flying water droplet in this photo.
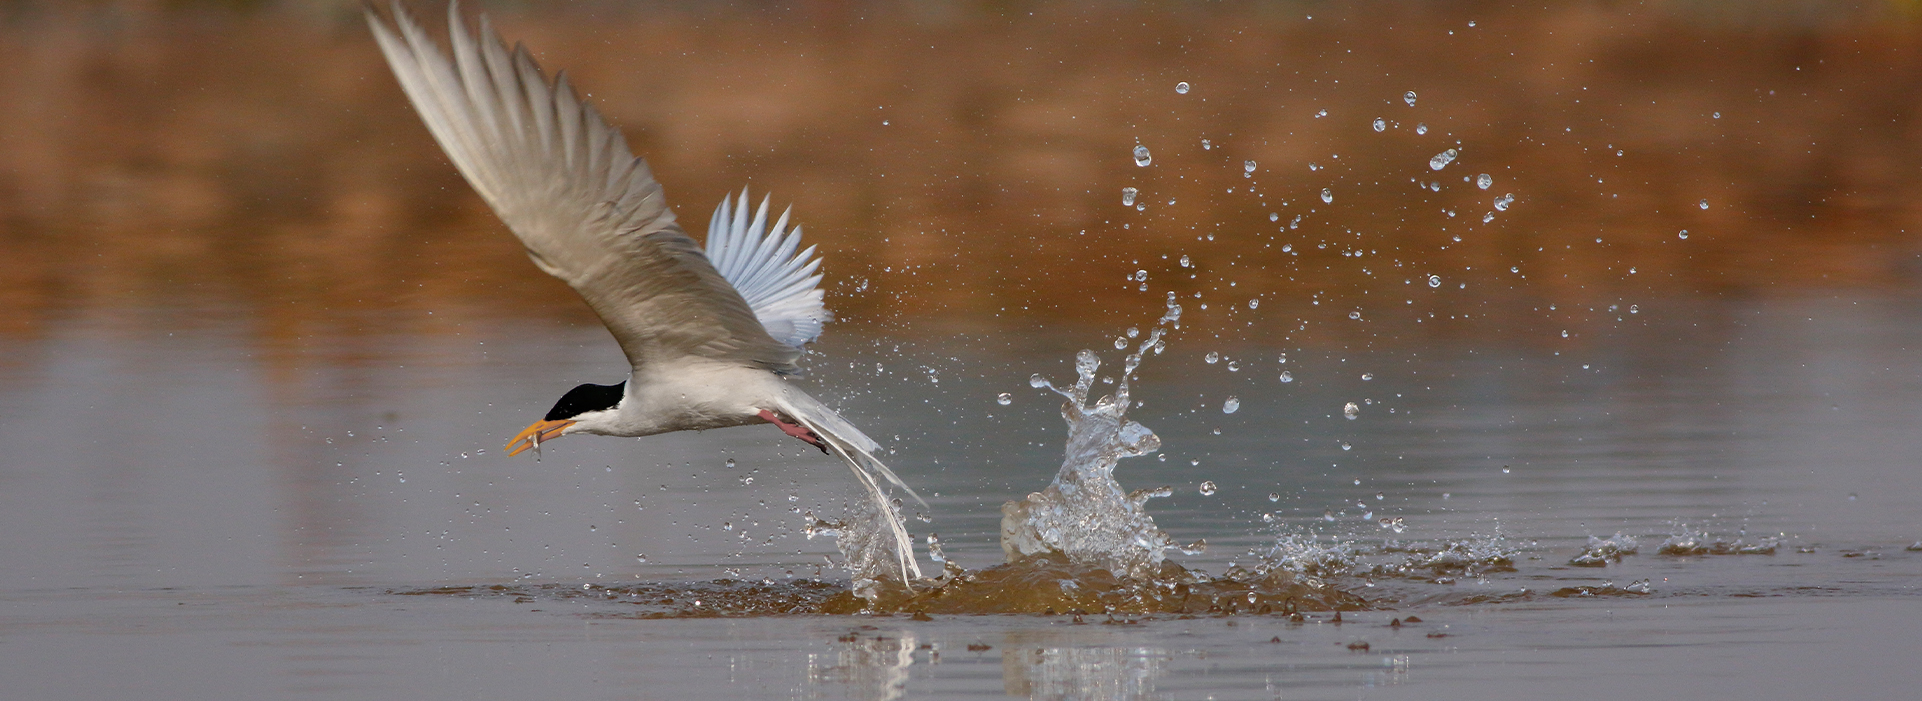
[1415,123,1428,135]
[1268,492,1280,502]
[1029,373,1048,388]
[1476,173,1492,189]
[1248,298,1260,309]
[1341,442,1353,451]
[1373,117,1386,132]
[1348,311,1362,320]
[724,458,736,469]
[1175,81,1190,94]
[1227,360,1240,372]
[1428,274,1442,288]
[1698,198,1709,209]
[1244,160,1257,174]
[1269,212,1279,222]
[1321,188,1334,203]
[1121,187,1138,206]
[1403,90,1417,106]
[1494,193,1514,211]
[1343,402,1360,419]
[1361,373,1374,381]
[1482,212,1495,223]
[1279,371,1294,383]
[1223,397,1240,414]
[1198,481,1218,496]
[1133,145,1153,167]
[1428,149,1458,170]
[996,392,1013,405]
[1204,351,1220,364]
[1179,255,1192,268]
[1678,229,1689,240]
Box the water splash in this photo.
[1568,532,1640,567]
[998,301,1187,580]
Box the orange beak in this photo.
[505,419,577,457]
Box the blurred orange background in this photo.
[1,0,1918,350]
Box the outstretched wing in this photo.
[366,2,801,374]
[705,190,831,350]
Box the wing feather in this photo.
[367,2,800,372]
[704,189,832,349]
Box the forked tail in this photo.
[775,392,924,587]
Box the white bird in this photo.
[366,2,921,583]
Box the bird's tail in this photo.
[774,391,924,586]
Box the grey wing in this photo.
[705,189,832,350]
[366,2,800,373]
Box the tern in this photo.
[367,2,921,583]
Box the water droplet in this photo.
[1204,351,1220,364]
[1175,81,1190,94]
[1201,138,1211,150]
[1248,298,1259,309]
[1227,360,1240,372]
[1698,198,1709,209]
[1361,373,1374,381]
[1678,229,1689,240]
[1121,187,1138,206]
[724,458,736,469]
[1279,371,1294,383]
[1427,274,1442,288]
[1713,111,1721,119]
[1133,144,1153,167]
[1323,510,1336,522]
[1343,402,1360,419]
[1321,188,1334,203]
[1501,465,1512,474]
[1629,304,1639,313]
[1269,212,1279,222]
[1482,212,1495,223]
[1476,173,1492,190]
[1374,492,1385,500]
[1268,492,1281,502]
[1403,90,1417,106]
[1428,148,1458,171]
[1341,442,1353,451]
[1179,255,1192,268]
[996,392,1013,405]
[1348,311,1362,320]
[1198,481,1218,496]
[1223,396,1240,414]
[1561,329,1569,338]
[1244,160,1257,174]
[1494,193,1514,211]
[1282,244,1293,252]
[1415,123,1428,135]
[1029,373,1048,388]
[1372,117,1386,132]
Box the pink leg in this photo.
[757,409,829,454]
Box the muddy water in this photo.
[2,294,1919,699]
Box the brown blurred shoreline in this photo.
[1,0,1919,349]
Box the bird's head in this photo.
[505,381,626,456]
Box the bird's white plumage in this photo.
[366,1,921,584]
[706,191,830,350]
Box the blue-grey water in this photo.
[2,294,1918,699]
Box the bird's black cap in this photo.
[545,381,626,421]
